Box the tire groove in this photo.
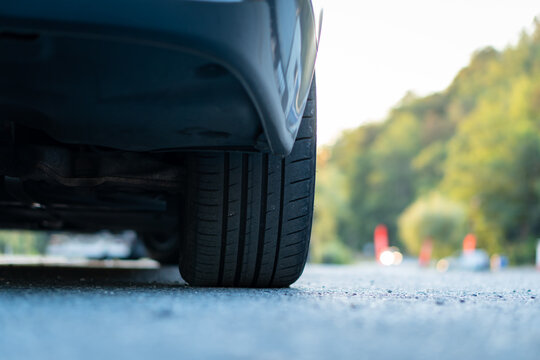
[290,194,310,203]
[287,214,309,222]
[252,154,268,287]
[285,227,308,236]
[290,177,311,185]
[269,158,286,286]
[234,154,249,286]
[217,153,229,286]
[290,157,312,164]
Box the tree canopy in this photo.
[313,20,540,264]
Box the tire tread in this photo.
[179,79,317,287]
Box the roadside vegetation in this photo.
[312,21,540,264]
[0,231,48,255]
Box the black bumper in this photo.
[0,0,317,155]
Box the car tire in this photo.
[141,233,181,265]
[179,79,317,287]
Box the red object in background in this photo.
[463,233,477,254]
[374,225,389,263]
[419,238,433,267]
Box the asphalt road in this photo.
[0,262,538,360]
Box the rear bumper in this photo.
[0,0,317,155]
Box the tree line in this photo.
[312,20,540,264]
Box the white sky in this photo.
[313,0,540,145]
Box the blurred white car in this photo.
[46,231,144,259]
[443,249,490,271]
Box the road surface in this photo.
[0,262,538,360]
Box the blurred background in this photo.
[312,0,540,268]
[2,0,540,271]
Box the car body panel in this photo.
[0,0,318,155]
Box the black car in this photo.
[0,0,320,287]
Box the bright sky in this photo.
[313,0,540,145]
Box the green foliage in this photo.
[313,20,540,263]
[398,193,467,258]
[506,237,538,264]
[311,152,353,263]
[412,141,446,195]
[319,240,353,265]
[362,112,421,243]
[442,78,540,252]
[0,231,48,255]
